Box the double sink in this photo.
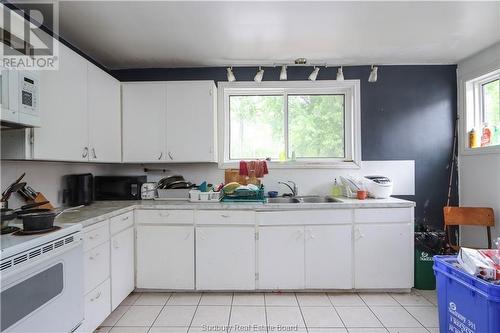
[267,196,341,204]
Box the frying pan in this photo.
[157,175,185,189]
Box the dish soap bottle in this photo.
[331,178,343,197]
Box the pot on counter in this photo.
[20,205,84,232]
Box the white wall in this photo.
[1,160,415,209]
[458,42,500,247]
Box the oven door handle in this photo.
[0,239,82,281]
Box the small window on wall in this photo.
[464,70,500,152]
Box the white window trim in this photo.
[217,80,361,169]
[460,68,500,156]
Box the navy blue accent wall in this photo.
[112,65,458,228]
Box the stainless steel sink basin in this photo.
[267,196,341,204]
[267,197,301,204]
[296,196,341,203]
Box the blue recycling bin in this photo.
[433,255,500,333]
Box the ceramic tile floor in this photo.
[95,289,439,333]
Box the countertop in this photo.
[56,197,415,228]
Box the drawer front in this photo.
[83,221,109,251]
[257,209,352,225]
[84,241,110,294]
[110,211,134,235]
[196,210,255,225]
[354,208,414,223]
[135,209,194,225]
[81,279,111,333]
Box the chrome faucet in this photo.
[278,181,298,197]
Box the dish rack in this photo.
[189,190,221,202]
[221,185,266,203]
[342,186,357,198]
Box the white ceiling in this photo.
[58,1,500,69]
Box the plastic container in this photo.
[415,249,436,290]
[433,255,500,333]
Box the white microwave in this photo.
[0,70,40,127]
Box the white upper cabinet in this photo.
[33,43,121,162]
[87,63,121,163]
[165,81,217,162]
[34,44,89,161]
[122,81,217,163]
[122,82,167,162]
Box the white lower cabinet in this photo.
[305,225,352,289]
[136,225,195,289]
[196,226,256,290]
[258,226,305,290]
[110,226,135,310]
[80,221,111,333]
[354,223,413,289]
[78,279,111,333]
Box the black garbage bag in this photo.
[415,228,447,255]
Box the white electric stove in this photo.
[1,223,84,333]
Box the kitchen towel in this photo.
[239,160,269,178]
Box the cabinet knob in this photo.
[89,252,100,260]
[220,214,229,218]
[122,216,129,221]
[91,291,102,302]
[295,230,303,240]
[92,148,97,159]
[82,147,88,158]
[158,152,163,160]
[168,151,174,160]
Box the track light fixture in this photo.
[368,65,378,83]
[336,66,344,81]
[280,65,287,81]
[226,67,236,82]
[254,66,264,82]
[308,66,320,81]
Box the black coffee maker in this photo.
[64,173,94,206]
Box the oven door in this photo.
[0,239,84,333]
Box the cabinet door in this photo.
[88,63,121,163]
[305,225,352,289]
[111,227,134,310]
[78,279,111,333]
[165,81,216,162]
[354,223,413,289]
[258,226,305,290]
[34,44,89,161]
[196,226,255,290]
[136,225,194,289]
[122,83,166,162]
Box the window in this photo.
[464,69,500,152]
[219,81,361,168]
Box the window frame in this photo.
[462,69,500,155]
[218,80,361,169]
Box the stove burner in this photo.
[13,226,61,236]
[1,226,21,235]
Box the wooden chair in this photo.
[443,207,495,250]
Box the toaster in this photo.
[364,175,393,198]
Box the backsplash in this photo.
[1,160,414,209]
